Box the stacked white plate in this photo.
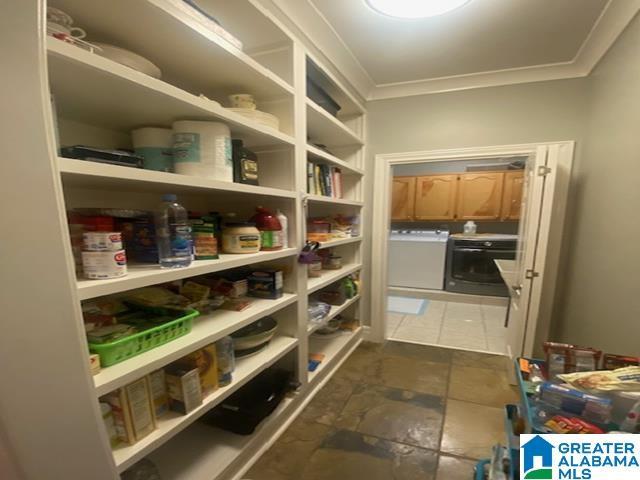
[228,108,280,131]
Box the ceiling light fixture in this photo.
[365,0,471,19]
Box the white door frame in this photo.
[369,142,574,354]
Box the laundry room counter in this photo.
[495,259,517,289]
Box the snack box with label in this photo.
[248,270,283,299]
[174,344,219,396]
[102,377,156,445]
[165,365,203,414]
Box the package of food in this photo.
[216,336,235,387]
[603,354,640,370]
[165,366,203,414]
[89,353,101,376]
[248,270,283,299]
[147,369,170,419]
[573,348,602,372]
[100,402,120,447]
[102,377,156,445]
[559,367,640,393]
[174,345,219,396]
[544,415,604,434]
[544,342,574,379]
[87,324,135,344]
[125,287,189,308]
[538,382,612,425]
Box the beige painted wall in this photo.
[365,78,588,328]
[555,14,640,354]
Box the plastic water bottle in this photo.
[155,194,192,268]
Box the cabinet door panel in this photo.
[391,176,416,221]
[457,172,505,220]
[414,175,458,220]
[501,171,525,221]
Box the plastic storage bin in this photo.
[89,309,199,367]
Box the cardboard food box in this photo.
[174,344,219,396]
[165,365,203,414]
[248,270,283,299]
[147,369,170,419]
[102,377,156,445]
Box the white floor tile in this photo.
[481,304,508,321]
[386,313,404,329]
[444,301,483,321]
[400,314,442,330]
[391,325,440,344]
[484,317,507,336]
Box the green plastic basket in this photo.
[89,309,199,367]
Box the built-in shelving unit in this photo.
[9,1,367,478]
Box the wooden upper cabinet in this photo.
[456,172,505,220]
[391,176,416,221]
[501,171,525,221]
[414,175,458,220]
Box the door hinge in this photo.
[537,166,552,177]
[525,269,540,279]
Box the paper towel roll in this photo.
[172,121,233,182]
[132,127,173,172]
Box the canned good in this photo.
[83,231,123,251]
[82,250,128,279]
[322,255,342,270]
[308,260,322,278]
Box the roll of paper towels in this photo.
[132,127,173,172]
[172,121,233,181]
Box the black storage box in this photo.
[306,78,341,117]
[201,368,293,435]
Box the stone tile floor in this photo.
[245,341,518,480]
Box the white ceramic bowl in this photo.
[94,43,162,79]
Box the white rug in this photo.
[387,296,428,315]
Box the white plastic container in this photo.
[172,121,232,181]
[81,250,128,279]
[132,127,173,172]
[276,209,288,248]
[463,221,477,235]
[82,232,123,251]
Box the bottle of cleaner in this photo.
[276,209,288,248]
[155,194,192,268]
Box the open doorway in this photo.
[386,156,526,354]
[370,143,574,359]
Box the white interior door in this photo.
[506,143,574,358]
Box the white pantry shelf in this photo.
[316,236,362,250]
[94,294,298,396]
[307,295,361,334]
[306,99,364,148]
[77,248,298,301]
[47,39,295,148]
[112,335,298,473]
[58,158,297,200]
[50,0,294,100]
[307,263,362,294]
[307,194,364,207]
[148,396,296,480]
[306,144,364,176]
[308,327,363,382]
